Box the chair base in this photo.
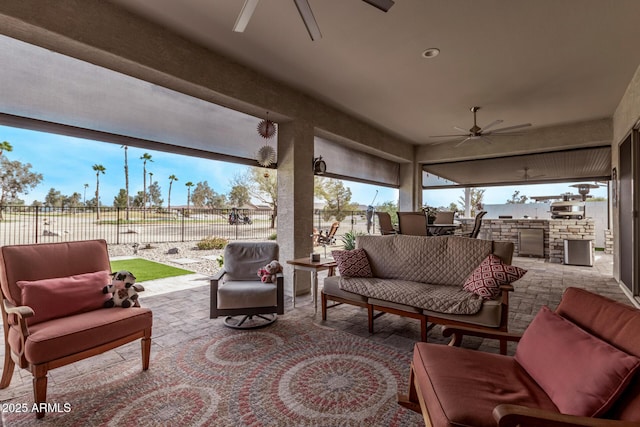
[223,314,277,329]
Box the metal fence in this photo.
[0,205,383,247]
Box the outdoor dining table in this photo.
[427,222,461,236]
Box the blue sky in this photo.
[2,125,607,208]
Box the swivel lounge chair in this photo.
[210,241,284,329]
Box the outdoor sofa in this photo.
[322,235,521,353]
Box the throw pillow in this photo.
[331,248,373,278]
[515,306,640,417]
[17,270,112,325]
[463,254,527,299]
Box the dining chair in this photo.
[396,211,428,236]
[375,212,397,235]
[433,211,454,224]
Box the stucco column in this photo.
[277,120,315,296]
[398,160,421,211]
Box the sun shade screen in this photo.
[315,137,400,187]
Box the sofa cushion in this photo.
[8,307,152,365]
[17,270,112,326]
[356,235,493,286]
[339,277,483,314]
[322,276,368,303]
[331,248,372,278]
[515,306,640,417]
[217,281,277,309]
[413,342,558,427]
[463,254,527,298]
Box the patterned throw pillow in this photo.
[463,254,527,298]
[331,248,373,278]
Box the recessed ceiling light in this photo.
[422,48,440,59]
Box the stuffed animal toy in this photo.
[261,260,283,284]
[257,267,271,283]
[102,270,145,308]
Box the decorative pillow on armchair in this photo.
[331,248,373,278]
[515,306,640,417]
[463,254,527,298]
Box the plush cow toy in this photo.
[102,270,145,308]
[257,260,282,283]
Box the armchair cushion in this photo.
[463,254,527,299]
[217,281,278,309]
[331,248,373,278]
[17,270,111,326]
[514,306,640,417]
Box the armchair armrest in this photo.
[211,268,227,283]
[493,404,637,427]
[3,299,35,319]
[443,325,522,347]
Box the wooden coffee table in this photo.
[286,257,337,313]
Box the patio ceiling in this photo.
[422,146,612,188]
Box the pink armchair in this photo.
[399,287,640,426]
[0,240,152,418]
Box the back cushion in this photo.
[224,241,279,281]
[515,306,639,417]
[18,270,112,325]
[1,240,111,307]
[357,235,492,285]
[556,287,640,421]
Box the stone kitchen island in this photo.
[459,218,595,263]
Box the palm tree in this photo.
[92,164,106,220]
[140,153,153,218]
[122,145,130,220]
[168,174,178,211]
[83,183,89,206]
[148,172,153,208]
[0,141,12,157]
[185,181,194,211]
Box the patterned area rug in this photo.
[2,315,423,426]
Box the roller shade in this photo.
[315,136,400,187]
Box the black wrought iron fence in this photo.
[0,206,276,246]
[0,205,390,247]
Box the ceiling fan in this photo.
[233,0,395,41]
[430,107,532,147]
[519,167,546,181]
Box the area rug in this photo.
[2,315,423,426]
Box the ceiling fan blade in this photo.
[233,0,260,32]
[294,0,322,41]
[453,126,469,133]
[482,132,525,137]
[455,137,472,147]
[480,136,493,144]
[490,123,532,133]
[429,134,469,138]
[480,119,503,132]
[362,0,395,12]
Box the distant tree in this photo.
[44,188,64,207]
[507,190,528,204]
[231,169,277,227]
[147,180,163,208]
[31,200,42,207]
[191,181,226,208]
[167,174,178,210]
[457,188,485,217]
[0,157,43,218]
[448,202,458,213]
[83,183,89,206]
[589,196,608,202]
[316,177,358,222]
[140,153,153,212]
[132,190,145,208]
[185,181,194,210]
[113,188,132,208]
[92,164,106,219]
[228,183,251,208]
[122,146,130,219]
[0,141,12,157]
[64,192,82,208]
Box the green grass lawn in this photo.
[109,258,194,283]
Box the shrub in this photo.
[196,236,228,250]
[268,233,277,240]
[341,230,365,251]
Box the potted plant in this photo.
[422,206,438,224]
